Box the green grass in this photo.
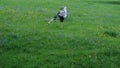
[0,0,120,68]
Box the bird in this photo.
[48,6,67,24]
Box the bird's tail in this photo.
[48,18,54,24]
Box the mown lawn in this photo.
[0,0,120,68]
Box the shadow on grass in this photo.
[97,1,120,5]
[85,1,120,5]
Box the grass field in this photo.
[0,0,120,68]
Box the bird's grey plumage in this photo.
[58,7,67,18]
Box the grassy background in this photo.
[0,0,120,68]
